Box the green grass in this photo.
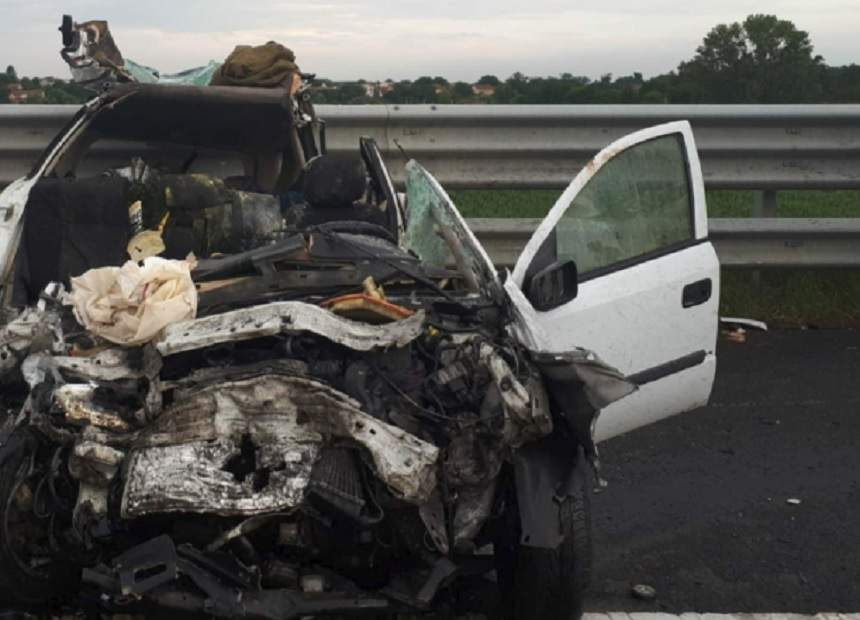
[721,270,860,327]
[450,189,860,219]
[450,189,860,326]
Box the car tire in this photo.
[0,431,76,608]
[496,471,592,620]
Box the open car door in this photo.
[509,121,720,442]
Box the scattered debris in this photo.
[720,317,768,331]
[786,498,802,505]
[632,583,658,600]
[724,327,747,343]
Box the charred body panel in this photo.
[0,202,628,618]
[0,278,613,616]
[123,373,440,516]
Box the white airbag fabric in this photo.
[69,257,197,346]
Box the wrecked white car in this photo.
[0,19,720,620]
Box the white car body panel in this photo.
[510,121,720,441]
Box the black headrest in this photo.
[302,155,366,209]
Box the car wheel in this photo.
[496,472,592,620]
[0,431,77,608]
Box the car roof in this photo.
[90,82,297,153]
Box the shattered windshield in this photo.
[402,160,502,303]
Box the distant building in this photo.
[7,83,45,104]
[472,83,496,97]
[363,80,396,98]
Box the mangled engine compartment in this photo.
[0,273,553,616]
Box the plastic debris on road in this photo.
[631,584,657,600]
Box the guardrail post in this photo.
[754,190,778,218]
[751,190,778,287]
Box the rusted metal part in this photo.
[122,374,438,517]
[55,384,133,432]
[156,301,426,356]
[320,279,416,324]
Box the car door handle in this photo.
[682,278,712,308]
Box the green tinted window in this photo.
[555,134,693,276]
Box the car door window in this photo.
[534,133,694,280]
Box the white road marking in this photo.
[586,614,860,620]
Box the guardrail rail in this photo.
[1,103,859,267]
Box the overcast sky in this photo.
[2,0,857,81]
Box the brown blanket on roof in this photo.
[210,41,299,88]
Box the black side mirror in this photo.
[525,259,578,311]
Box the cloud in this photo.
[3,0,857,80]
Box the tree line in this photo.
[3,14,859,105]
[0,65,93,104]
[314,15,860,105]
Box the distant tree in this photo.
[452,81,473,101]
[408,76,438,102]
[338,82,369,104]
[41,83,91,104]
[5,65,16,80]
[821,64,860,102]
[677,14,824,102]
[477,74,500,85]
[639,72,676,103]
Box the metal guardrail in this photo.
[321,104,860,190]
[2,104,860,189]
[467,218,860,268]
[0,104,858,268]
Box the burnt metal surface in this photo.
[122,373,439,516]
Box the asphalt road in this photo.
[589,328,860,613]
